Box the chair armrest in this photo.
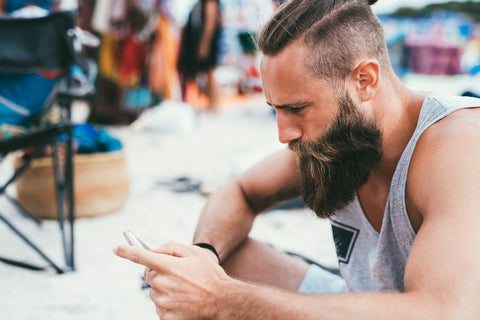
[0,122,74,154]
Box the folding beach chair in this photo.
[0,10,95,273]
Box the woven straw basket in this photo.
[14,150,130,219]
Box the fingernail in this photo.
[112,246,119,255]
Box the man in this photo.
[115,0,480,318]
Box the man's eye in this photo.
[290,106,306,114]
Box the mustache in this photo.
[289,139,335,162]
[288,112,383,161]
[287,110,383,218]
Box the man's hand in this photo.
[114,241,230,319]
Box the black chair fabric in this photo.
[0,11,77,73]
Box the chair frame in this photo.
[0,10,93,273]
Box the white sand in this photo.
[0,94,337,320]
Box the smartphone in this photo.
[123,229,151,250]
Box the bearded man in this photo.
[115,0,480,318]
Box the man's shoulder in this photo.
[406,103,480,218]
[412,94,480,145]
[408,102,480,184]
[409,95,480,171]
[421,105,480,144]
[426,95,480,109]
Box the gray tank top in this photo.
[331,95,480,292]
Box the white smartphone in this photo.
[123,229,151,250]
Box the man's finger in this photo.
[151,241,195,258]
[113,245,175,270]
[144,266,152,280]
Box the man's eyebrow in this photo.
[265,101,309,109]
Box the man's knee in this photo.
[221,238,310,291]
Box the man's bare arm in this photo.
[115,240,447,319]
[193,148,301,262]
[403,109,480,318]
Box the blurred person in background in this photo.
[177,0,222,112]
[116,0,480,318]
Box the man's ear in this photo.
[350,60,379,101]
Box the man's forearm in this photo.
[193,181,257,262]
[214,280,447,320]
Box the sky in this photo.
[372,0,475,15]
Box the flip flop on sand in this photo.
[156,177,202,193]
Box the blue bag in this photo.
[0,72,58,126]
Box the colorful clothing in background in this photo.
[92,0,178,122]
[67,123,122,154]
[149,15,179,100]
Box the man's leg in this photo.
[206,68,219,112]
[221,237,348,293]
[221,237,310,291]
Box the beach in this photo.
[0,94,337,320]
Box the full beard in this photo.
[289,94,383,219]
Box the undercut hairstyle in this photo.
[258,0,391,84]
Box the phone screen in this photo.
[123,229,151,250]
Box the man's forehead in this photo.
[260,46,310,88]
[261,42,307,67]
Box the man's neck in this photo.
[357,83,425,232]
[371,78,426,182]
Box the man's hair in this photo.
[258,0,391,82]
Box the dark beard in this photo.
[289,94,382,219]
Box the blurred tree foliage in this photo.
[393,1,480,22]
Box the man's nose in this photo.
[275,111,302,144]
